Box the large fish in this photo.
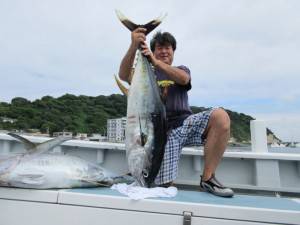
[0,133,127,189]
[115,11,167,187]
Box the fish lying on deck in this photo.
[0,133,130,189]
[115,11,168,187]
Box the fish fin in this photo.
[115,10,139,32]
[115,10,167,35]
[114,74,129,96]
[143,13,167,35]
[33,136,72,155]
[18,173,45,186]
[8,133,71,154]
[112,174,135,184]
[7,133,37,151]
[80,178,111,187]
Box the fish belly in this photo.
[125,52,167,186]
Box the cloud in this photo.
[0,0,299,139]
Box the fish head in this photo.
[127,147,150,186]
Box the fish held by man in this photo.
[0,133,129,189]
[115,10,168,187]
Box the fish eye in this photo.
[142,170,149,178]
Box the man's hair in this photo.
[150,31,177,52]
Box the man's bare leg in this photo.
[202,108,230,181]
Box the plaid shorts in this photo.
[154,108,215,185]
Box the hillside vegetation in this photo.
[0,94,258,142]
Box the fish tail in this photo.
[115,10,166,35]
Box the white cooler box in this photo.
[0,187,299,225]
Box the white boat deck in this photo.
[0,187,299,225]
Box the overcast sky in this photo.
[0,0,299,141]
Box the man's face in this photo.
[153,43,174,65]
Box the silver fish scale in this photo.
[125,51,166,186]
[1,154,112,189]
[0,134,129,189]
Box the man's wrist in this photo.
[152,58,160,68]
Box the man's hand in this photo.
[141,41,158,66]
[131,28,147,50]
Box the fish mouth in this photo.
[136,178,146,187]
[135,176,147,187]
[130,167,150,187]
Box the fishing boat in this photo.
[0,120,299,224]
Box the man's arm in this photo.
[153,60,190,85]
[140,42,190,85]
[119,45,136,84]
[119,28,147,84]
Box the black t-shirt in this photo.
[155,65,192,130]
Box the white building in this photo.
[89,133,107,142]
[53,131,73,137]
[1,117,17,123]
[74,133,88,140]
[107,117,126,142]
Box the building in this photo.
[1,117,17,123]
[53,131,73,137]
[107,117,126,142]
[74,133,88,140]
[24,130,50,137]
[89,133,107,142]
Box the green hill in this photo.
[0,94,262,142]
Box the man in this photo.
[119,28,234,197]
